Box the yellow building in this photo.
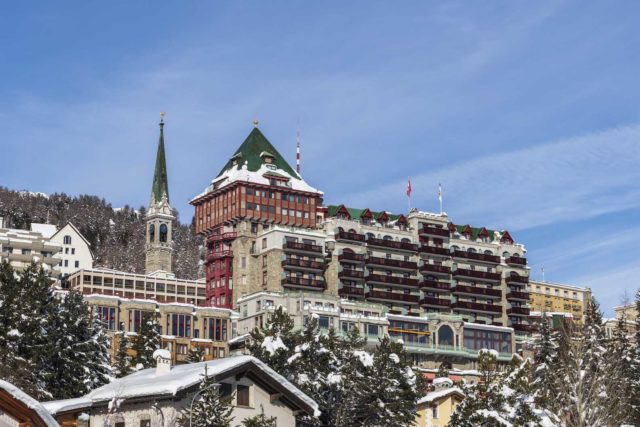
[415,380,465,427]
[529,280,591,324]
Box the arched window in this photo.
[159,224,168,243]
[438,325,454,347]
[383,235,393,241]
[149,225,155,242]
[401,237,411,243]
[338,227,344,232]
[512,253,520,258]
[451,245,460,251]
[343,247,355,254]
[484,250,493,255]
[366,232,375,240]
[502,251,510,258]
[348,228,357,233]
[63,235,72,245]
[468,248,477,253]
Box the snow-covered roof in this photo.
[0,379,60,426]
[463,322,514,333]
[417,387,464,405]
[44,356,318,417]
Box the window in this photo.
[262,255,267,268]
[237,384,251,407]
[241,257,246,268]
[367,324,379,337]
[262,271,267,286]
[159,224,168,243]
[438,325,454,346]
[140,420,151,427]
[149,224,155,242]
[262,238,267,249]
[170,314,192,337]
[115,422,125,427]
[71,248,75,255]
[63,235,72,245]
[64,248,69,254]
[176,344,188,354]
[432,406,438,419]
[64,260,69,267]
[74,260,79,268]
[96,306,116,330]
[318,316,330,329]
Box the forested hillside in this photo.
[0,187,202,279]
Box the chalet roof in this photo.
[0,380,59,427]
[217,127,299,179]
[452,224,514,243]
[326,205,402,222]
[42,356,318,417]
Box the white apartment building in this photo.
[49,222,94,277]
[0,219,61,276]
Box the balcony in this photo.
[452,284,502,298]
[419,226,450,238]
[207,250,233,261]
[281,276,326,291]
[338,269,365,280]
[338,252,365,264]
[453,250,500,264]
[366,237,418,253]
[419,280,451,292]
[506,256,527,267]
[421,296,452,308]
[365,273,419,288]
[506,291,530,301]
[281,258,325,271]
[419,264,451,276]
[511,323,532,333]
[338,286,365,297]
[507,306,530,316]
[505,274,529,285]
[365,290,420,304]
[335,230,366,243]
[452,300,502,314]
[366,256,417,270]
[283,241,323,255]
[209,232,237,242]
[453,268,501,282]
[419,245,451,257]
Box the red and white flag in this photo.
[406,177,412,197]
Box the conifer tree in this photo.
[114,332,132,378]
[247,306,297,378]
[188,345,205,363]
[241,405,277,427]
[436,362,449,378]
[131,312,160,369]
[532,311,556,408]
[182,366,234,427]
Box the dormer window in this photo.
[266,164,276,170]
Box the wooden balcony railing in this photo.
[420,296,452,307]
[365,290,420,304]
[419,226,451,238]
[365,273,419,287]
[207,250,233,261]
[419,280,451,291]
[507,306,530,316]
[338,286,365,297]
[453,268,501,282]
[338,269,365,280]
[452,284,502,298]
[506,291,530,301]
[283,241,323,254]
[209,232,237,242]
[281,277,326,290]
[506,256,527,266]
[338,252,365,263]
[453,250,500,264]
[282,258,325,270]
[366,256,417,270]
[366,237,418,252]
[505,275,529,284]
[452,300,502,314]
[419,245,450,256]
[511,323,532,332]
[420,264,451,275]
[335,230,366,243]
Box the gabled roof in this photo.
[218,128,300,180]
[0,380,59,427]
[50,222,92,248]
[326,205,403,222]
[417,386,465,405]
[451,224,515,244]
[43,356,318,418]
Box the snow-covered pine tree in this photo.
[81,314,113,389]
[182,365,234,427]
[114,332,132,378]
[241,405,277,427]
[633,289,640,424]
[532,311,557,409]
[357,336,420,427]
[131,312,160,369]
[247,306,297,378]
[188,345,205,363]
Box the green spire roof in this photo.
[151,120,170,204]
[217,127,300,179]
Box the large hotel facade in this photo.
[190,124,533,343]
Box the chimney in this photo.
[153,349,172,375]
[0,217,4,229]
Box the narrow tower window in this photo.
[149,224,155,242]
[160,224,168,243]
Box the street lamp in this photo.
[189,382,221,427]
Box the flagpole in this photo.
[438,183,443,215]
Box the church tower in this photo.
[145,113,175,277]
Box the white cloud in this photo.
[347,124,640,231]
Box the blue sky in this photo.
[1,1,639,314]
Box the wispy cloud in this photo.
[347,124,640,231]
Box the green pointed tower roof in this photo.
[151,117,170,204]
[217,126,300,179]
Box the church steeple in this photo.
[145,113,174,277]
[151,113,170,205]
